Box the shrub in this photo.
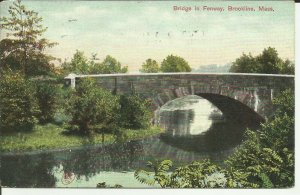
[33,81,59,124]
[0,70,39,132]
[66,78,120,134]
[272,89,294,118]
[225,89,295,188]
[135,159,240,188]
[119,94,152,129]
[53,85,73,125]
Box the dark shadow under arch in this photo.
[196,93,265,128]
[159,93,265,153]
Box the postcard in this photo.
[0,0,295,189]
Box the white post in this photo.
[70,77,76,89]
[65,73,77,89]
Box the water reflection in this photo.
[158,95,259,152]
[0,95,262,187]
[0,153,57,187]
[159,95,224,136]
[0,135,231,187]
[57,140,144,180]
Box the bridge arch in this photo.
[152,90,264,128]
[65,73,294,120]
[156,94,263,153]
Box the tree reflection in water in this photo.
[0,153,57,187]
[58,140,144,181]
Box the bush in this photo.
[33,81,59,124]
[272,89,294,118]
[119,94,152,129]
[66,78,120,134]
[225,89,295,188]
[53,85,73,125]
[135,159,240,188]
[225,129,294,188]
[0,70,39,132]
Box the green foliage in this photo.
[278,59,295,75]
[171,160,227,188]
[229,47,294,74]
[161,55,191,72]
[226,140,294,187]
[0,124,161,152]
[259,115,294,151]
[61,52,128,75]
[258,173,274,188]
[61,50,91,74]
[260,89,294,150]
[91,55,128,74]
[119,95,152,129]
[140,59,160,73]
[135,159,236,188]
[256,47,282,74]
[0,70,39,132]
[135,147,293,188]
[66,78,120,134]
[259,89,294,151]
[225,89,295,188]
[135,160,173,187]
[272,89,294,118]
[0,0,57,77]
[33,81,59,124]
[229,53,258,73]
[0,123,162,153]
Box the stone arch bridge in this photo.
[65,73,294,124]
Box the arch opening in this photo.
[156,94,264,152]
[158,95,223,136]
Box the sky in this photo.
[0,0,295,72]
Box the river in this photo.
[0,95,261,188]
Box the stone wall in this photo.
[70,73,294,119]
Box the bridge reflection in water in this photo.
[158,95,262,153]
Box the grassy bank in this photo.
[0,124,162,153]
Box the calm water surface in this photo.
[0,96,261,187]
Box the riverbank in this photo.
[0,124,163,153]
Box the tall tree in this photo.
[229,47,294,75]
[160,55,191,72]
[140,58,160,73]
[279,59,294,75]
[97,55,128,74]
[229,53,258,73]
[62,52,128,75]
[0,0,57,76]
[0,69,39,132]
[61,50,91,74]
[256,47,281,74]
